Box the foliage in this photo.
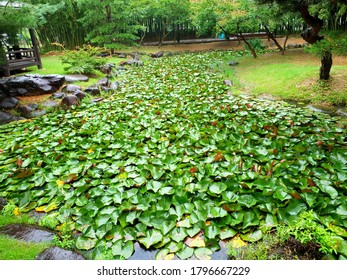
[39,213,60,230]
[60,45,107,74]
[1,203,16,216]
[0,1,37,39]
[228,211,339,259]
[0,203,36,226]
[77,0,143,50]
[52,234,75,250]
[191,0,219,37]
[1,51,347,260]
[283,211,337,254]
[26,0,86,51]
[305,36,347,57]
[245,38,266,53]
[228,232,279,260]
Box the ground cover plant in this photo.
[1,51,347,260]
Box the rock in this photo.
[41,100,59,108]
[228,61,239,66]
[156,51,164,58]
[27,103,39,110]
[64,84,81,93]
[99,63,115,75]
[97,51,111,58]
[258,93,282,101]
[36,246,85,260]
[61,95,79,108]
[27,110,47,118]
[148,51,164,59]
[0,111,25,125]
[0,74,65,98]
[97,78,109,86]
[110,81,119,91]
[74,90,86,100]
[18,105,34,116]
[127,60,144,67]
[0,97,19,109]
[0,197,6,211]
[129,52,141,60]
[116,52,127,59]
[116,66,127,71]
[85,85,101,96]
[51,92,66,99]
[307,104,336,116]
[64,74,89,83]
[336,108,347,117]
[91,98,104,103]
[0,224,54,243]
[65,84,81,93]
[223,80,233,87]
[165,51,173,57]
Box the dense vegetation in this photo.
[1,52,347,259]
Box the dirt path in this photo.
[135,37,307,52]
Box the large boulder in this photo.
[0,74,65,98]
[36,246,85,260]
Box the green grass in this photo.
[0,235,50,260]
[0,213,36,227]
[0,205,51,260]
[26,54,124,88]
[225,49,347,105]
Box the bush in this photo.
[61,44,107,75]
[246,38,266,53]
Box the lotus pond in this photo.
[0,51,347,260]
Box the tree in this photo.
[0,1,37,44]
[256,3,301,54]
[191,0,219,38]
[77,0,144,51]
[26,0,86,51]
[255,0,347,80]
[0,1,39,67]
[192,0,261,58]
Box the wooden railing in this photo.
[0,29,42,77]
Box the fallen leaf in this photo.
[184,231,205,248]
[230,236,247,248]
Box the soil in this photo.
[270,237,324,260]
[16,93,52,105]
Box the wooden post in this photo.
[29,28,42,70]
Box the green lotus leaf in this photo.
[194,247,213,260]
[176,245,194,260]
[139,229,163,249]
[208,182,227,195]
[76,236,97,250]
[238,194,257,208]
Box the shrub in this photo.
[246,38,266,53]
[61,44,107,75]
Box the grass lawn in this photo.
[227,49,347,105]
[0,235,50,260]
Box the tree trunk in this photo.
[239,33,257,58]
[320,50,333,80]
[281,33,290,55]
[299,5,332,80]
[264,25,283,52]
[299,5,324,44]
